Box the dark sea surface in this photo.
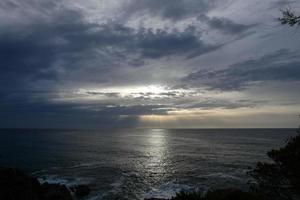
[0,129,297,199]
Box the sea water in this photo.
[0,128,296,199]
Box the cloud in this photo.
[198,15,256,35]
[269,0,297,9]
[183,49,300,91]
[0,90,169,128]
[1,0,300,128]
[180,99,267,110]
[125,0,218,21]
[0,6,221,93]
[135,27,220,59]
[86,92,121,98]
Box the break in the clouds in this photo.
[0,0,299,128]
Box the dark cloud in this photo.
[198,15,256,35]
[0,109,140,129]
[1,0,299,128]
[135,27,220,59]
[182,99,267,110]
[183,49,300,90]
[0,91,169,128]
[93,105,168,116]
[0,4,221,127]
[0,7,219,92]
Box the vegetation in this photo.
[170,188,262,200]
[279,9,300,26]
[248,126,300,200]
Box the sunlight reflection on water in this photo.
[144,129,169,184]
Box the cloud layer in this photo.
[184,49,300,90]
[0,0,300,128]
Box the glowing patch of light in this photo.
[77,84,166,97]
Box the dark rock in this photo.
[70,185,90,198]
[41,183,73,200]
[0,167,80,200]
[0,167,43,200]
[205,188,260,200]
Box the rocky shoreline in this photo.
[0,167,255,200]
[0,167,90,200]
[0,167,261,200]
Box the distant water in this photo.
[0,129,297,199]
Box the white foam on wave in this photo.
[68,162,104,169]
[31,169,48,176]
[38,176,74,186]
[38,175,92,186]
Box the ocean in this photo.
[0,128,296,199]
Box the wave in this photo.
[38,174,92,186]
[200,172,243,181]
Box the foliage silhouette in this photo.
[279,9,300,26]
[249,124,300,200]
[170,188,261,200]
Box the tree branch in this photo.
[279,9,300,26]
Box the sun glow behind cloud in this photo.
[78,85,168,97]
[53,84,198,103]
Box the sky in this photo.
[0,0,300,129]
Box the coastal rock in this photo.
[41,183,72,200]
[0,167,90,200]
[70,185,90,198]
[204,188,259,200]
[0,167,42,200]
